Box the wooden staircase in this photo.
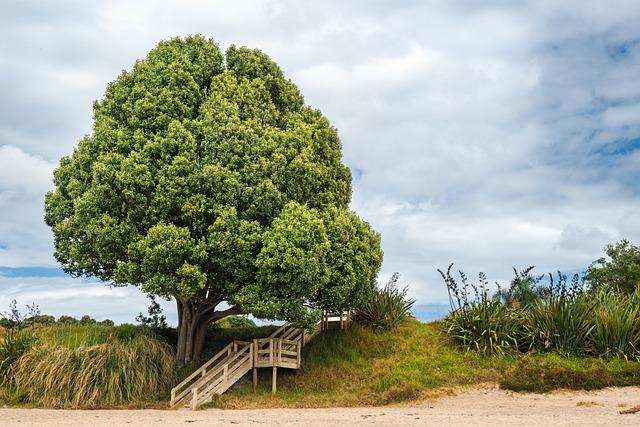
[170,312,349,410]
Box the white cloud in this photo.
[0,275,166,325]
[557,225,613,253]
[1,0,639,321]
[0,145,54,195]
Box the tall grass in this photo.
[0,329,35,384]
[14,333,175,407]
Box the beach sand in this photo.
[3,385,640,426]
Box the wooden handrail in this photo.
[171,312,352,409]
[170,340,235,405]
[171,340,252,409]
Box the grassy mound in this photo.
[209,319,509,408]
[207,319,640,408]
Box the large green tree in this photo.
[585,239,640,294]
[44,36,383,365]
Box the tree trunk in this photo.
[174,297,243,366]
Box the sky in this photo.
[1,0,639,325]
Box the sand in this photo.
[3,385,640,426]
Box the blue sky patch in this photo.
[0,267,66,278]
[605,40,639,62]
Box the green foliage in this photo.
[0,329,35,384]
[211,315,256,328]
[26,315,56,327]
[136,295,168,330]
[53,315,113,327]
[14,333,176,407]
[525,294,594,355]
[493,266,547,308]
[586,239,640,294]
[590,289,640,359]
[354,273,415,331]
[441,263,640,360]
[500,354,640,392]
[440,265,526,355]
[1,300,41,330]
[33,324,147,350]
[56,315,79,325]
[44,35,382,362]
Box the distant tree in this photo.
[79,315,97,326]
[97,319,115,327]
[494,267,547,308]
[585,239,640,294]
[56,315,79,325]
[136,295,168,330]
[0,300,38,330]
[44,35,382,365]
[25,315,55,328]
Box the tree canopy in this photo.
[586,239,640,294]
[44,35,383,364]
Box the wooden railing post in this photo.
[272,366,277,394]
[270,338,274,365]
[192,387,199,409]
[223,364,228,391]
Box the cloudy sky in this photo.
[1,1,639,325]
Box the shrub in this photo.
[211,315,257,329]
[493,266,547,308]
[524,294,594,356]
[14,334,176,407]
[355,273,415,331]
[500,355,612,392]
[590,289,640,360]
[439,264,526,355]
[444,300,526,356]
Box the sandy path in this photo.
[3,385,640,427]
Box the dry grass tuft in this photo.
[14,334,175,408]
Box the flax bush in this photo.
[14,334,175,407]
[440,263,640,360]
[524,294,594,356]
[590,289,640,360]
[355,273,415,331]
[440,264,526,355]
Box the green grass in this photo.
[4,319,640,409]
[500,353,640,392]
[208,319,511,408]
[206,319,640,409]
